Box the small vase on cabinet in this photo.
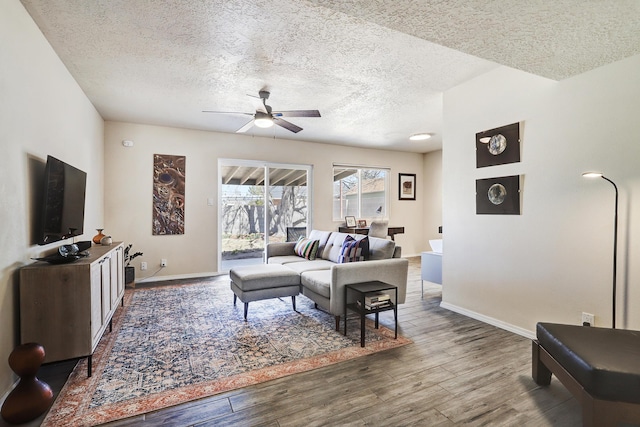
[92,229,106,244]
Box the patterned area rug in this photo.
[42,278,411,426]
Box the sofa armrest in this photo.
[266,242,297,259]
[328,258,409,316]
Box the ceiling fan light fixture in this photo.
[409,133,432,141]
[254,112,274,128]
[254,117,273,128]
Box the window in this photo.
[333,165,389,221]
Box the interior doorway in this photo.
[219,159,312,272]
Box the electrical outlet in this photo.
[140,261,147,271]
[161,259,167,267]
[582,312,595,326]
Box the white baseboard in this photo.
[400,253,423,259]
[136,271,226,283]
[439,301,536,340]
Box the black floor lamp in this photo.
[582,172,618,329]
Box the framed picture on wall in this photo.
[476,122,521,168]
[476,175,521,215]
[345,216,356,227]
[399,173,416,200]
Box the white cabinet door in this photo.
[90,263,103,342]
[110,253,119,307]
[101,256,111,323]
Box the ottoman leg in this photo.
[233,294,237,305]
[244,302,249,321]
[292,296,297,312]
[532,340,552,385]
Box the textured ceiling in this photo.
[20,0,640,153]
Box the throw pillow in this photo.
[294,236,320,260]
[338,235,368,263]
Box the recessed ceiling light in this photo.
[409,133,432,141]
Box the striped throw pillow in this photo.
[294,237,320,260]
[338,235,368,263]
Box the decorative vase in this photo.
[100,235,113,246]
[0,343,53,424]
[92,229,105,244]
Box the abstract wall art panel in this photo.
[476,122,521,168]
[476,175,520,215]
[152,154,186,235]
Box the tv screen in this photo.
[39,155,87,245]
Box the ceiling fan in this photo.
[203,90,321,134]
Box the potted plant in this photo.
[124,244,143,284]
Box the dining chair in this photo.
[368,220,389,238]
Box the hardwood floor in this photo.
[33,257,583,426]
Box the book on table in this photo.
[357,299,392,310]
[365,292,390,305]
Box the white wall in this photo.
[423,150,443,241]
[0,0,104,395]
[104,121,428,279]
[442,56,640,336]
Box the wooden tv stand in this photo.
[20,242,125,376]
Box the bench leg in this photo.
[291,296,297,312]
[335,315,340,332]
[532,340,552,385]
[233,294,237,305]
[244,302,249,321]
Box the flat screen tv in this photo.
[38,155,87,245]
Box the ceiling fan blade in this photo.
[273,118,302,133]
[236,119,255,133]
[272,110,321,118]
[246,92,272,113]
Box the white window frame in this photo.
[332,164,389,221]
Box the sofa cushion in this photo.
[308,230,331,255]
[321,232,352,263]
[300,270,332,299]
[283,259,335,275]
[229,264,301,291]
[294,236,319,260]
[368,236,396,260]
[338,235,367,263]
[267,255,307,265]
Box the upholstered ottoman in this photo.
[229,264,301,320]
[532,322,640,426]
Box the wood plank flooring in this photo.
[29,257,583,426]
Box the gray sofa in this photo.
[266,230,408,330]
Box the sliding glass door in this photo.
[219,160,312,272]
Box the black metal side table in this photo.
[344,281,398,347]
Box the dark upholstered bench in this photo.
[532,322,640,426]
